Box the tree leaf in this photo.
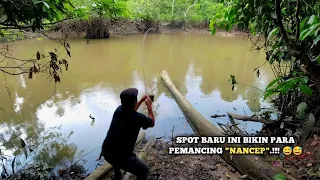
[28,71,33,79]
[66,49,71,57]
[307,163,312,167]
[296,102,307,119]
[300,17,309,29]
[20,138,26,148]
[279,80,294,94]
[271,12,277,19]
[264,90,277,100]
[23,148,28,159]
[315,27,320,36]
[211,27,217,35]
[280,122,284,129]
[53,73,61,83]
[267,28,279,40]
[307,15,316,25]
[274,173,286,180]
[299,23,319,40]
[309,23,320,33]
[266,78,280,89]
[1,165,7,178]
[300,29,311,40]
[240,175,248,179]
[34,1,50,9]
[300,84,313,96]
[36,51,40,60]
[300,114,315,142]
[11,157,16,174]
[226,23,233,31]
[313,35,320,47]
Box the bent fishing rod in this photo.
[141,27,157,102]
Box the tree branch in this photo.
[275,0,298,55]
[184,0,197,19]
[0,18,70,30]
[0,69,27,75]
[275,0,318,78]
[295,0,300,41]
[0,22,33,30]
[227,112,274,124]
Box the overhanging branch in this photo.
[295,0,300,41]
[275,0,298,55]
[275,0,317,78]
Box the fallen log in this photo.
[85,132,146,180]
[160,70,296,180]
[227,111,273,124]
[122,136,156,180]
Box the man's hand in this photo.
[141,95,148,102]
[135,95,149,111]
[145,96,155,127]
[145,96,153,109]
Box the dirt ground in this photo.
[107,138,244,180]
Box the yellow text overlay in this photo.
[225,147,270,155]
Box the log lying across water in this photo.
[160,70,296,180]
[85,132,146,180]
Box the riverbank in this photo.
[11,18,246,42]
[101,135,319,180]
[122,135,320,180]
[124,138,243,180]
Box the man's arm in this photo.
[134,95,147,111]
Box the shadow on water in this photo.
[0,33,274,173]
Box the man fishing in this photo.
[99,88,155,180]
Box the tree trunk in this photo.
[160,70,297,180]
[84,132,146,180]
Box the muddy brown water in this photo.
[0,33,274,173]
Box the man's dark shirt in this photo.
[102,105,153,159]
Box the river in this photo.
[0,33,274,173]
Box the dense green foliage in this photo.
[209,1,320,102]
[66,0,230,23]
[0,0,72,30]
[0,0,320,178]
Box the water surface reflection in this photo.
[0,33,273,172]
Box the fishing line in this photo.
[141,28,157,95]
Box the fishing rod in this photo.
[141,27,157,102]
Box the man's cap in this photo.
[120,88,138,102]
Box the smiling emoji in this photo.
[283,146,292,156]
[293,146,302,156]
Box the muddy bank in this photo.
[43,18,246,40]
[3,18,246,42]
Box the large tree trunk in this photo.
[85,132,146,180]
[160,70,297,180]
